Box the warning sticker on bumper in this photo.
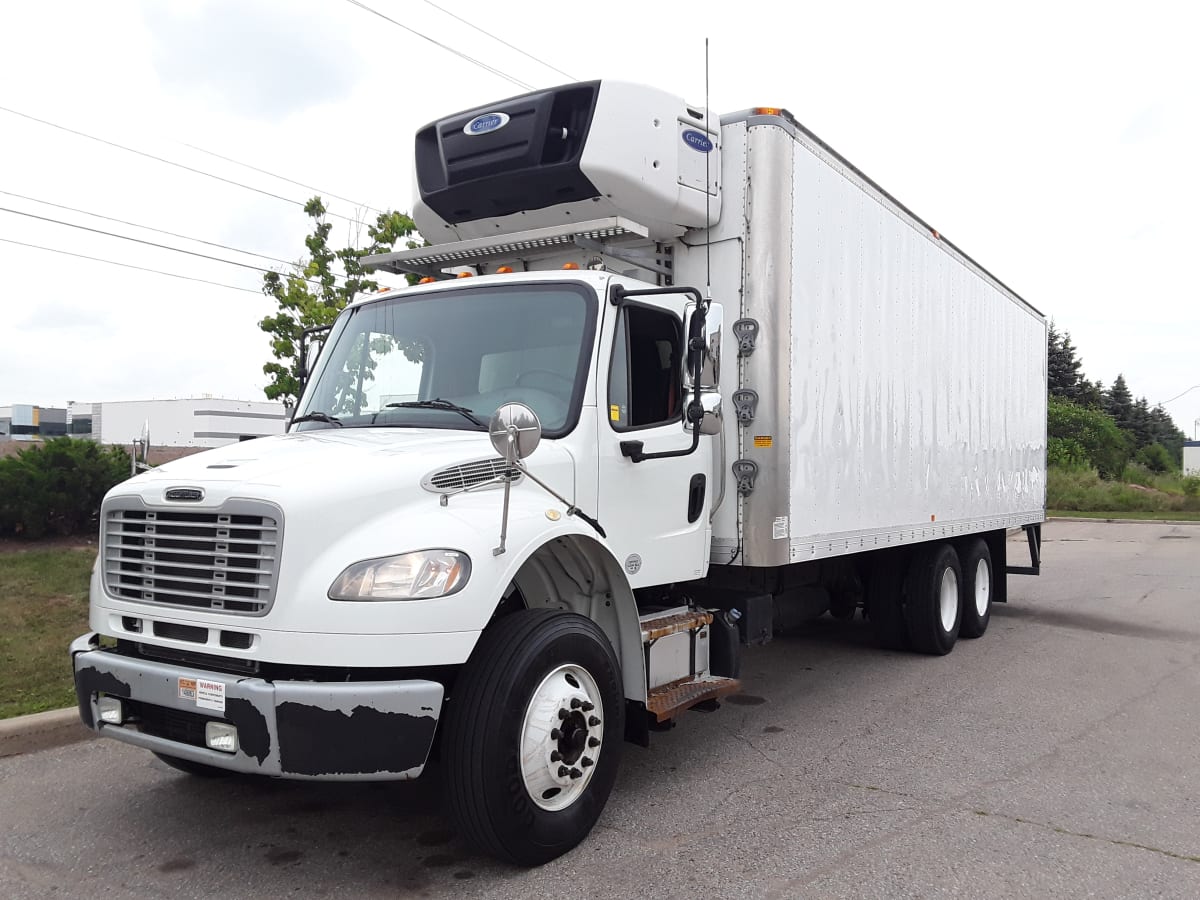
[196,679,226,712]
[178,678,197,702]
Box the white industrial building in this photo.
[66,398,287,448]
[1185,441,1200,476]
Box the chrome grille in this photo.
[422,458,519,493]
[103,500,281,616]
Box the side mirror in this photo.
[683,301,723,391]
[489,403,542,461]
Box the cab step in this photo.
[646,675,741,722]
[639,607,713,642]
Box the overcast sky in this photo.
[2,0,1197,436]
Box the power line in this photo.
[343,0,534,91]
[0,104,366,224]
[0,236,261,294]
[0,205,282,277]
[417,0,575,82]
[0,189,295,269]
[178,142,383,215]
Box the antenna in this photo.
[704,37,712,297]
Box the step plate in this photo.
[646,675,741,722]
[640,609,713,642]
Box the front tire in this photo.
[958,538,993,639]
[903,543,962,655]
[442,608,624,866]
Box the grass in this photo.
[0,549,94,719]
[1050,509,1200,521]
[1047,466,1200,515]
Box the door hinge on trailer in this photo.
[732,459,758,497]
[732,318,759,357]
[731,389,758,425]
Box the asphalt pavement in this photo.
[2,520,1198,899]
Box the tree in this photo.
[260,197,417,407]
[1047,321,1084,401]
[1103,374,1135,433]
[0,438,131,539]
[1047,397,1129,480]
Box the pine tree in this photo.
[1104,374,1135,433]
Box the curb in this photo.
[1047,516,1200,526]
[0,707,94,760]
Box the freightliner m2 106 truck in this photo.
[72,81,1046,865]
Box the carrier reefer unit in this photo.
[72,80,1046,866]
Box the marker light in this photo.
[98,696,123,725]
[496,265,514,274]
[330,550,471,601]
[457,271,474,278]
[753,107,784,116]
[205,721,239,753]
[418,276,436,284]
[562,262,580,270]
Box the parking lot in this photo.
[3,520,1198,899]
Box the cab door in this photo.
[595,281,713,588]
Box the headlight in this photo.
[328,550,471,601]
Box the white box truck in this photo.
[71,80,1047,865]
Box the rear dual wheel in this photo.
[904,543,963,655]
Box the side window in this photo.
[608,305,683,430]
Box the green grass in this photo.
[1047,466,1200,515]
[1050,509,1200,521]
[0,549,94,719]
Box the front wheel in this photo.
[442,608,624,866]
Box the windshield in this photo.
[294,282,596,435]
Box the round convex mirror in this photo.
[489,403,542,460]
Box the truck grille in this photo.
[422,457,518,492]
[103,500,282,616]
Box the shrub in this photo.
[0,438,131,539]
[1047,398,1128,480]
[1184,476,1200,499]
[1047,437,1088,470]
[1135,442,1174,474]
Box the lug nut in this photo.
[581,701,595,712]
[569,768,582,779]
[550,728,561,740]
[557,708,569,720]
[550,750,562,762]
[588,737,600,748]
[558,765,569,777]
[570,698,582,709]
[588,715,601,726]
[581,757,593,768]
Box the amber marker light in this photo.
[496,265,514,274]
[754,107,784,116]
[456,271,474,278]
[562,262,580,270]
[418,276,436,284]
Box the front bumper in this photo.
[70,634,444,780]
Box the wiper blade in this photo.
[386,398,485,427]
[291,411,343,427]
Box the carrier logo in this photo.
[681,129,714,153]
[165,487,204,502]
[463,112,510,135]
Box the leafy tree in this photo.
[260,197,417,407]
[0,438,131,539]
[1135,442,1173,474]
[1047,397,1129,479]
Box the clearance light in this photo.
[562,262,580,270]
[456,271,474,278]
[98,696,123,725]
[496,265,514,274]
[754,107,784,116]
[205,721,239,753]
[376,286,392,293]
[418,276,436,284]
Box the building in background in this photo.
[3,398,287,448]
[1185,441,1200,476]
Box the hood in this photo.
[113,427,576,509]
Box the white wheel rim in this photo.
[939,567,959,633]
[974,558,990,617]
[519,663,605,812]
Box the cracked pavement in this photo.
[2,520,1198,898]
